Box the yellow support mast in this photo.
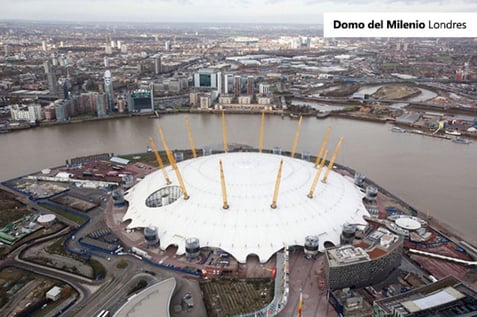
[184,116,197,158]
[148,137,171,185]
[270,159,284,209]
[322,137,344,183]
[222,111,228,153]
[258,111,265,153]
[307,150,329,198]
[314,126,332,167]
[290,115,303,157]
[219,160,229,209]
[157,125,190,200]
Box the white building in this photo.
[123,152,369,263]
[259,84,271,95]
[199,95,211,109]
[10,104,43,122]
[46,286,62,301]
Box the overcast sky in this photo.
[1,0,476,24]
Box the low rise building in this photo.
[46,286,62,301]
[373,276,477,316]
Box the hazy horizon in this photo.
[1,0,476,24]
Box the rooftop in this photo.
[123,152,369,263]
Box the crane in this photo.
[148,137,171,185]
[322,137,344,183]
[184,116,197,158]
[157,125,189,200]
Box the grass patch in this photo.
[87,259,106,279]
[116,258,128,269]
[40,204,87,226]
[201,278,274,316]
[128,279,148,296]
[88,259,106,279]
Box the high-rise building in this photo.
[105,44,112,55]
[104,57,110,68]
[194,69,219,89]
[43,59,58,95]
[247,76,254,95]
[42,40,47,51]
[259,84,271,95]
[4,44,10,57]
[47,73,58,95]
[96,93,107,117]
[154,55,162,75]
[104,70,114,113]
[234,76,241,97]
[165,40,171,51]
[43,60,52,74]
[121,44,128,54]
[55,102,68,121]
[117,97,126,113]
[217,72,222,94]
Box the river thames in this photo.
[1,114,476,243]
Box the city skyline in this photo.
[1,0,476,24]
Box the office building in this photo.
[128,90,153,112]
[234,75,241,96]
[194,69,220,89]
[373,276,477,317]
[247,76,254,95]
[324,227,403,290]
[104,70,114,113]
[154,55,162,75]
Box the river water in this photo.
[1,114,476,243]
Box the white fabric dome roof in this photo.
[124,152,368,263]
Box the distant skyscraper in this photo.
[165,40,171,51]
[120,44,128,54]
[43,60,52,73]
[104,70,114,113]
[154,55,162,75]
[44,59,57,95]
[105,44,112,55]
[104,57,110,68]
[42,40,47,51]
[4,44,10,57]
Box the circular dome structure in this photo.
[123,152,369,263]
[395,217,421,231]
[37,214,56,226]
